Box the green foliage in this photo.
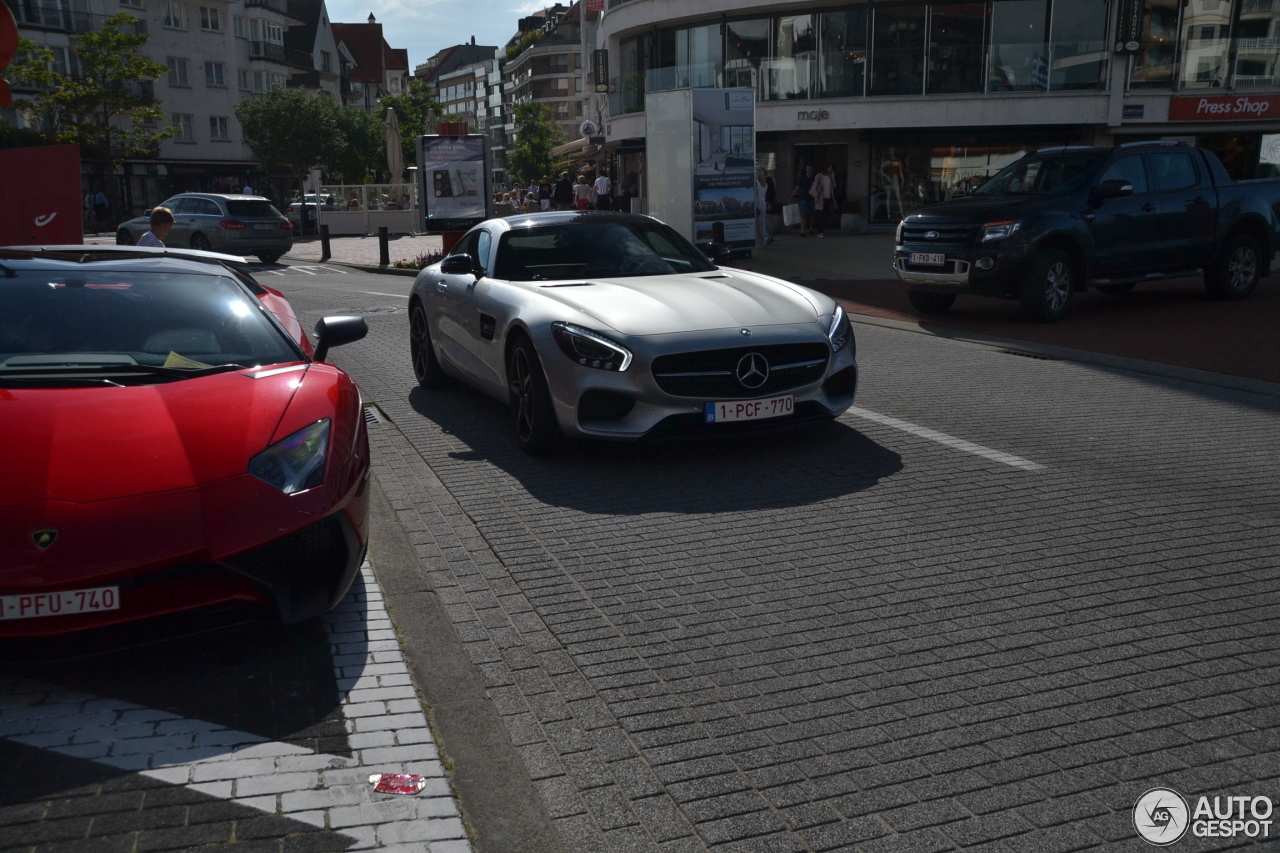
[9,15,174,166]
[508,102,564,184]
[235,87,386,183]
[505,30,544,61]
[379,80,441,167]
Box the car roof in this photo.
[490,210,658,230]
[0,245,250,269]
[168,193,271,201]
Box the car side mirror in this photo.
[1095,179,1134,201]
[696,241,728,264]
[441,253,478,276]
[312,315,368,363]
[143,208,153,216]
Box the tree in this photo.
[329,104,385,183]
[379,79,441,167]
[9,14,172,211]
[508,103,564,184]
[235,86,337,184]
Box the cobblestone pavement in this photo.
[274,265,1280,852]
[0,564,470,853]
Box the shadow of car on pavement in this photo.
[407,385,903,516]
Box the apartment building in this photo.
[503,2,583,156]
[435,52,508,179]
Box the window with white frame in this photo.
[210,116,230,140]
[238,68,250,90]
[233,15,245,37]
[388,75,401,93]
[172,113,194,141]
[199,6,219,31]
[249,19,282,44]
[321,51,332,73]
[205,61,224,86]
[167,57,189,87]
[162,1,184,28]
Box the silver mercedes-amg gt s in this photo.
[408,211,857,453]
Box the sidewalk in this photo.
[287,234,443,265]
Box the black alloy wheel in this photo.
[1020,249,1074,322]
[190,233,212,252]
[907,290,957,315]
[506,335,561,455]
[116,229,134,246]
[409,304,446,389]
[1206,234,1261,301]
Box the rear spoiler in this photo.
[0,245,250,266]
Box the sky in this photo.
[325,0,546,70]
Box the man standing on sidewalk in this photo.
[791,165,816,237]
[593,172,612,211]
[553,172,574,210]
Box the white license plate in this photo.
[252,223,276,230]
[0,586,120,621]
[705,395,794,423]
[909,252,946,266]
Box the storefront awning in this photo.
[550,138,589,157]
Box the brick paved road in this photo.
[0,565,470,853]
[270,264,1280,852]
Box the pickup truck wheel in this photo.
[907,290,957,314]
[1206,235,1261,300]
[1096,283,1136,296]
[1020,249,1074,322]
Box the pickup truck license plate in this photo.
[705,395,794,423]
[0,586,119,621]
[909,252,946,266]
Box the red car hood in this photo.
[0,365,307,507]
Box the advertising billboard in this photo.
[417,134,490,232]
[691,89,756,251]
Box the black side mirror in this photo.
[441,253,478,275]
[1095,179,1134,201]
[696,241,728,263]
[312,315,368,363]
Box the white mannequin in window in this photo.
[882,148,903,220]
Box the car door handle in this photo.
[1142,203,1156,213]
[1188,196,1208,206]
[1082,213,1096,221]
[435,280,448,292]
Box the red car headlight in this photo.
[248,419,329,494]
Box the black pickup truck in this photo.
[893,142,1280,321]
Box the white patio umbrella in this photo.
[385,107,403,185]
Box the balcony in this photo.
[249,41,286,63]
[243,0,306,23]
[9,4,147,34]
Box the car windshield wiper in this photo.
[0,376,125,388]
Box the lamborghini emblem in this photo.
[31,528,59,550]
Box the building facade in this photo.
[504,2,584,164]
[596,0,1280,224]
[435,53,509,179]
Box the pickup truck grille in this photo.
[652,342,829,399]
[901,222,977,246]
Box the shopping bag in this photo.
[782,203,800,227]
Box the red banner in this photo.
[1168,94,1280,121]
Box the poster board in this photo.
[417,134,491,232]
[645,88,755,253]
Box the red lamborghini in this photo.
[0,246,371,637]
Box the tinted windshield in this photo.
[494,221,716,281]
[973,153,1107,196]
[226,200,282,217]
[0,270,299,384]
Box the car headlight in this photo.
[551,322,632,371]
[827,304,851,353]
[895,219,905,244]
[248,419,329,494]
[981,220,1022,242]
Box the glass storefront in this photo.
[868,143,1031,221]
[1130,0,1280,88]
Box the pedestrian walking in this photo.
[138,207,174,247]
[553,171,574,210]
[92,189,109,225]
[812,165,834,238]
[791,165,816,237]
[574,174,592,210]
[754,169,772,247]
[538,175,553,211]
[593,172,612,211]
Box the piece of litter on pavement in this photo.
[369,773,427,795]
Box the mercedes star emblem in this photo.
[735,353,769,390]
[925,230,940,240]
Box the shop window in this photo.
[1049,0,1109,89]
[989,0,1049,91]
[725,19,770,93]
[868,143,1029,222]
[682,23,723,88]
[1178,0,1233,87]
[871,6,926,95]
[928,4,986,94]
[818,10,868,98]
[767,15,817,99]
[1131,0,1179,87]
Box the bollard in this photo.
[320,224,331,263]
[378,226,389,267]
